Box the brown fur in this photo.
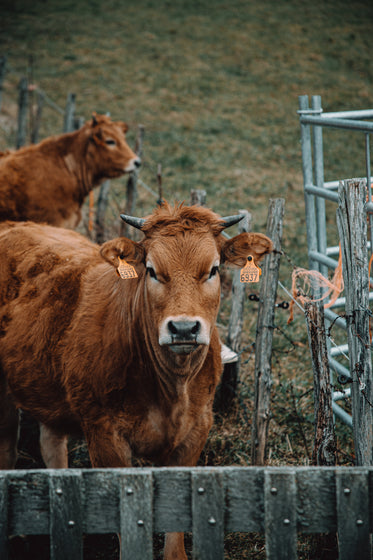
[0,114,140,228]
[0,202,273,560]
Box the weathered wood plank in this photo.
[8,471,49,534]
[296,467,337,533]
[337,179,373,466]
[5,465,373,546]
[153,468,191,532]
[224,467,264,532]
[120,471,153,560]
[49,470,83,560]
[304,301,336,466]
[0,475,9,560]
[192,470,224,560]
[251,198,285,465]
[336,469,371,559]
[264,469,297,560]
[83,470,120,533]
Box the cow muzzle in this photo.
[159,317,210,355]
[125,156,141,172]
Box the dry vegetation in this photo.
[1,0,373,558]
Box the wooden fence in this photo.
[1,466,372,560]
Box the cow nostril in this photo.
[134,158,141,168]
[191,321,201,335]
[167,320,201,340]
[168,321,178,335]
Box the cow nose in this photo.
[134,157,141,168]
[168,319,201,341]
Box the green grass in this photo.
[0,1,370,556]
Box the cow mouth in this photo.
[167,342,200,355]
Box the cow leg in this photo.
[0,393,19,470]
[39,423,68,468]
[83,422,133,468]
[164,532,187,560]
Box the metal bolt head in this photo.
[68,520,75,527]
[198,487,205,494]
[356,519,364,526]
[270,487,278,495]
[344,488,351,495]
[55,488,63,496]
[283,518,290,525]
[126,487,134,495]
[208,517,216,525]
[137,520,144,527]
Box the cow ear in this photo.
[221,232,273,267]
[91,128,104,145]
[100,237,145,269]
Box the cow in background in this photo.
[0,202,273,560]
[0,113,140,228]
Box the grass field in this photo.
[1,1,373,558]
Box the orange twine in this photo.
[287,245,344,324]
[88,191,94,232]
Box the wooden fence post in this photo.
[190,189,207,206]
[63,92,76,132]
[95,180,111,244]
[215,210,251,413]
[304,300,336,466]
[120,125,145,238]
[30,90,44,144]
[304,299,338,558]
[336,178,373,466]
[251,198,285,466]
[0,475,8,560]
[16,76,28,148]
[0,55,7,113]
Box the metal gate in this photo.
[298,95,373,426]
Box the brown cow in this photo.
[0,202,272,559]
[0,113,140,228]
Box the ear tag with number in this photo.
[117,256,138,279]
[240,255,262,283]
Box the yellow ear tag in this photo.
[240,255,262,283]
[117,256,138,279]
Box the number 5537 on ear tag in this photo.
[117,256,138,279]
[240,255,262,283]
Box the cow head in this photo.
[86,113,141,178]
[100,202,273,359]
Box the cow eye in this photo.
[208,266,219,279]
[105,139,116,146]
[146,266,158,281]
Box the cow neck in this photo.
[143,326,208,403]
[135,284,207,402]
[62,132,94,201]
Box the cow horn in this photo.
[120,214,146,230]
[92,113,98,126]
[220,214,245,228]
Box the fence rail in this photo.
[1,466,372,559]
